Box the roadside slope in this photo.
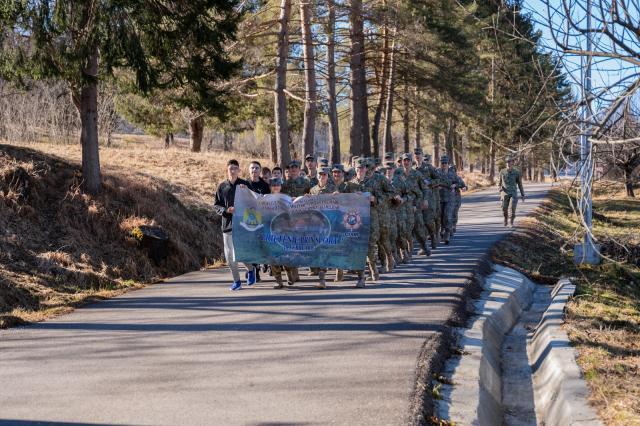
[0,144,222,328]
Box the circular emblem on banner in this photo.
[343,209,362,231]
[240,207,264,232]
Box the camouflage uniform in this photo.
[415,159,440,249]
[450,167,466,234]
[307,172,319,188]
[402,155,431,255]
[351,159,394,280]
[309,173,337,288]
[384,162,402,264]
[498,165,524,225]
[392,167,413,262]
[283,176,311,197]
[282,161,311,283]
[437,158,455,243]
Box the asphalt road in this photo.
[0,184,550,426]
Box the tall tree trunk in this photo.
[349,0,371,157]
[326,0,340,164]
[433,129,440,166]
[382,29,397,155]
[402,83,410,153]
[189,115,204,152]
[274,0,292,167]
[414,90,422,149]
[269,127,278,164]
[481,157,486,174]
[445,119,455,161]
[300,0,317,158]
[489,141,496,183]
[73,50,101,195]
[371,17,390,158]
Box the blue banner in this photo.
[232,186,370,270]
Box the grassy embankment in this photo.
[0,136,266,328]
[491,183,640,425]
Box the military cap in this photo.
[288,159,301,168]
[449,165,457,172]
[440,155,449,164]
[414,147,423,155]
[318,157,329,166]
[384,152,395,160]
[356,158,368,168]
[269,177,284,186]
[374,157,381,166]
[331,164,345,172]
[318,166,331,174]
[384,161,396,169]
[305,154,316,161]
[424,153,432,160]
[400,153,413,161]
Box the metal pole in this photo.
[576,0,599,264]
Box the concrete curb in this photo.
[436,265,535,424]
[435,270,601,425]
[530,279,602,426]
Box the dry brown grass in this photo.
[491,186,640,425]
[0,138,266,328]
[8,134,270,209]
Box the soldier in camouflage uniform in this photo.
[305,154,319,187]
[350,158,394,281]
[331,164,361,284]
[383,162,403,265]
[282,160,311,284]
[309,167,337,289]
[350,158,378,285]
[401,153,431,256]
[414,148,440,250]
[437,155,456,244]
[371,158,397,273]
[449,165,467,235]
[392,167,413,263]
[498,156,525,226]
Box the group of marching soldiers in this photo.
[265,147,467,290]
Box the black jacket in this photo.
[214,178,250,233]
[248,178,271,195]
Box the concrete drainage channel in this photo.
[435,265,602,425]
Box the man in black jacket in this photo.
[214,159,254,291]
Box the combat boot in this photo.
[355,271,365,288]
[286,268,295,286]
[423,244,432,256]
[273,273,284,289]
[316,271,326,289]
[334,269,344,282]
[510,215,515,227]
[503,212,508,226]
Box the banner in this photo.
[232,186,370,270]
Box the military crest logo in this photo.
[342,209,362,231]
[240,207,264,232]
